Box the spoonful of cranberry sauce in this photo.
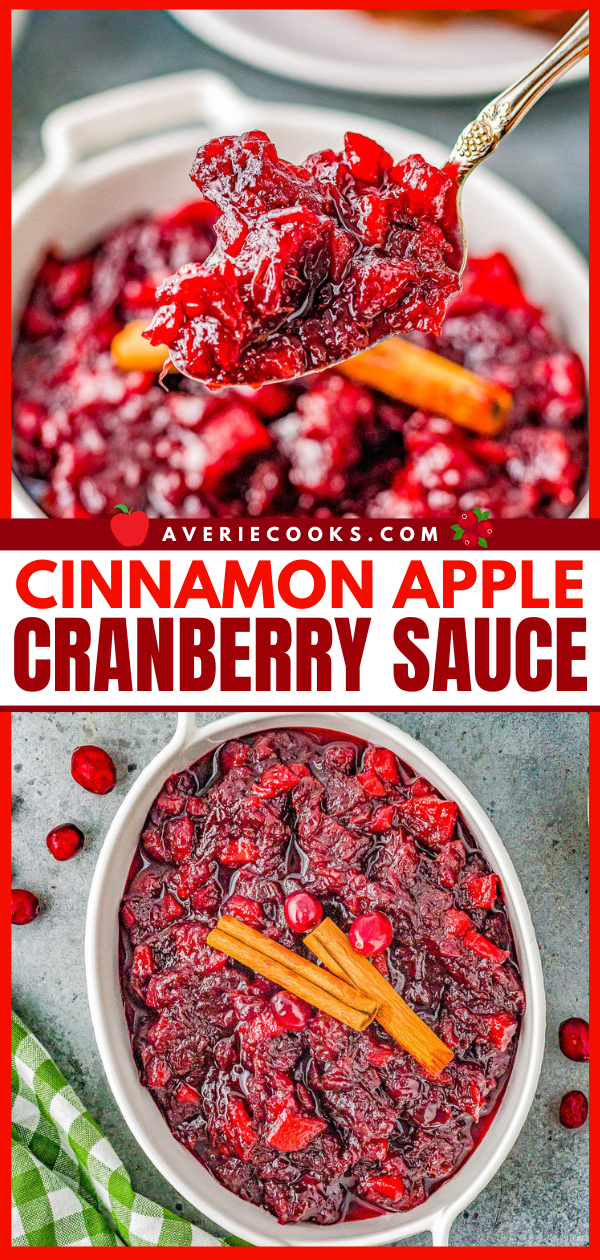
[143,130,461,390]
[143,13,588,391]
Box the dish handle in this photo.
[430,1210,456,1246]
[40,70,252,173]
[174,712,199,749]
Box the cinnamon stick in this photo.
[339,336,512,436]
[216,916,376,1015]
[305,918,453,1077]
[207,920,377,1032]
[111,320,171,373]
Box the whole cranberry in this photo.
[46,823,84,861]
[458,510,477,528]
[11,889,40,925]
[284,891,323,933]
[349,911,393,956]
[479,522,494,539]
[559,1089,588,1129]
[558,1017,589,1062]
[462,531,478,548]
[271,990,312,1030]
[71,745,116,794]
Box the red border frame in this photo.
[10,4,589,1253]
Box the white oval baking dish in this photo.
[85,710,545,1247]
[12,70,588,519]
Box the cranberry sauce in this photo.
[12,187,586,520]
[119,728,524,1226]
[143,131,461,387]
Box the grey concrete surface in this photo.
[11,711,588,1246]
[12,10,588,258]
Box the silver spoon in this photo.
[446,10,589,276]
[170,12,588,387]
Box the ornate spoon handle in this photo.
[446,11,589,186]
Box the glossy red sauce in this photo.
[13,202,586,519]
[119,727,523,1225]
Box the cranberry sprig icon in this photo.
[452,506,494,549]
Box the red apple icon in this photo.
[110,505,149,546]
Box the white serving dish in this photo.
[11,10,28,55]
[11,70,588,518]
[168,9,588,100]
[85,710,545,1247]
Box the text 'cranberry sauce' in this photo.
[119,728,524,1226]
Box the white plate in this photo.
[168,9,588,99]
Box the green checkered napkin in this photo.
[11,1010,247,1247]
